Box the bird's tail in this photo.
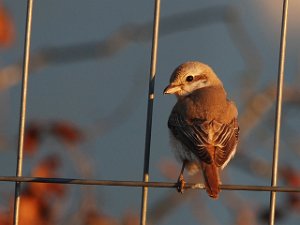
[200,162,220,199]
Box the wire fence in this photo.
[0,0,295,225]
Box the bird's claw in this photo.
[177,175,186,194]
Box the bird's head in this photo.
[163,61,223,98]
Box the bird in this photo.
[164,61,239,199]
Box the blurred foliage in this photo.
[0,1,300,225]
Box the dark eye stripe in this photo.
[194,74,207,81]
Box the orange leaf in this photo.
[84,210,118,225]
[0,211,10,225]
[281,167,300,211]
[122,211,139,225]
[24,123,43,155]
[0,3,15,48]
[281,167,300,187]
[50,121,83,145]
[30,155,65,197]
[19,194,47,225]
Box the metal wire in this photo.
[13,1,34,225]
[269,0,289,225]
[140,0,161,225]
[2,176,300,192]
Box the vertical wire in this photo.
[12,0,34,225]
[269,0,288,225]
[140,0,161,225]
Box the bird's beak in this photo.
[163,84,181,94]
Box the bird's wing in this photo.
[168,111,239,167]
[199,118,239,168]
[168,110,212,164]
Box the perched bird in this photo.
[164,61,239,199]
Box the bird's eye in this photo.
[186,75,194,82]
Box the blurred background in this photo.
[0,0,300,224]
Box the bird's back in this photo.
[173,86,237,124]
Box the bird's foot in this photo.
[176,174,186,194]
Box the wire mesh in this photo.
[1,0,294,225]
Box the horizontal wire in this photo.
[0,176,299,192]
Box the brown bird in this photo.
[164,61,239,199]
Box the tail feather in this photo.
[201,162,220,199]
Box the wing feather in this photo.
[168,111,212,164]
[214,119,239,167]
[168,110,239,167]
